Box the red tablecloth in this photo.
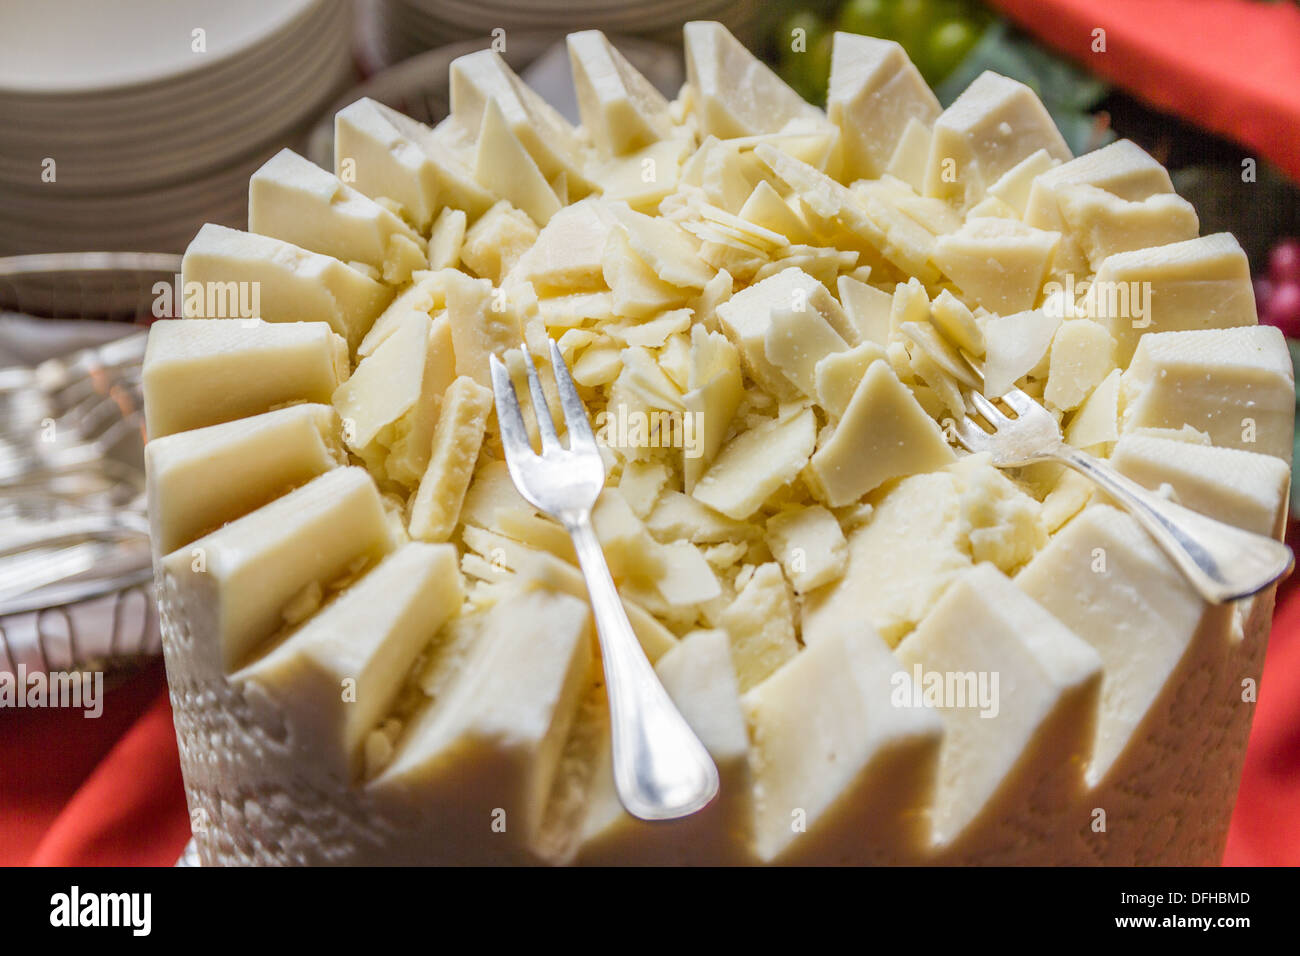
[986,0,1300,182]
[2,585,1298,866]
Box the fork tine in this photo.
[489,353,534,462]
[520,346,561,451]
[1000,388,1036,416]
[548,339,599,453]
[953,416,990,452]
[968,390,1010,425]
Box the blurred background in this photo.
[0,0,1297,866]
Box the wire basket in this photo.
[0,252,179,685]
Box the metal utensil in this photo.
[488,340,719,821]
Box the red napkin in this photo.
[985,0,1300,182]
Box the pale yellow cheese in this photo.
[836,274,893,346]
[691,408,816,520]
[718,562,798,691]
[933,218,1060,315]
[602,229,692,318]
[1024,138,1174,233]
[765,505,847,593]
[428,208,468,270]
[1056,183,1199,271]
[982,309,1060,397]
[986,148,1059,217]
[1043,319,1116,412]
[506,198,614,294]
[460,200,539,283]
[332,312,429,451]
[1065,366,1120,449]
[409,376,494,542]
[143,319,348,439]
[445,269,522,387]
[567,30,673,158]
[473,99,562,227]
[146,404,345,556]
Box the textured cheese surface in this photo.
[144,22,1287,866]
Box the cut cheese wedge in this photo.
[1056,184,1199,272]
[158,467,394,672]
[827,33,940,182]
[933,218,1060,315]
[248,149,426,284]
[181,223,392,351]
[233,543,463,779]
[691,407,816,520]
[924,71,1071,210]
[1043,318,1116,412]
[683,20,827,140]
[409,376,494,542]
[506,197,615,294]
[332,312,429,451]
[895,563,1101,852]
[460,200,539,282]
[982,309,1060,397]
[334,97,494,229]
[1110,435,1291,539]
[143,319,348,439]
[445,269,522,388]
[744,621,944,864]
[1120,325,1294,460]
[1087,233,1257,364]
[567,30,673,158]
[473,100,563,227]
[145,404,345,556]
[371,588,593,863]
[718,562,798,691]
[765,505,847,593]
[1024,138,1175,234]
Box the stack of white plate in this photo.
[0,0,355,256]
[366,0,768,70]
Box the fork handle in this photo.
[1053,445,1294,604]
[566,516,720,821]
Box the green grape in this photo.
[925,18,982,82]
[837,0,891,38]
[778,9,827,60]
[890,0,935,55]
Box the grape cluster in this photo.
[777,0,992,103]
[1256,239,1300,338]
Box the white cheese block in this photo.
[924,71,1071,210]
[814,341,887,420]
[159,467,394,672]
[449,49,592,195]
[1065,366,1121,450]
[933,218,1061,315]
[986,148,1059,217]
[763,304,850,398]
[1056,184,1199,271]
[1016,505,1225,787]
[610,203,714,290]
[408,376,494,542]
[248,149,426,284]
[744,622,944,864]
[808,360,955,506]
[332,312,429,451]
[827,33,940,182]
[506,198,615,294]
[683,20,827,139]
[445,269,522,388]
[234,543,463,779]
[1043,318,1116,411]
[181,223,392,351]
[1120,325,1294,460]
[371,589,593,862]
[575,628,752,864]
[357,270,447,357]
[145,404,345,556]
[460,200,539,283]
[896,563,1102,852]
[602,229,692,319]
[691,407,816,520]
[567,30,673,158]
[143,319,348,439]
[765,505,847,593]
[334,97,494,229]
[1024,138,1175,234]
[428,208,468,270]
[1087,233,1257,364]
[885,116,934,193]
[1109,435,1291,538]
[836,274,893,346]
[718,562,798,691]
[473,101,562,227]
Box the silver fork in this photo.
[489,341,720,821]
[953,383,1294,604]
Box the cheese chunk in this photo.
[358,270,447,356]
[683,20,827,139]
[837,274,893,346]
[828,34,940,182]
[1066,366,1120,450]
[718,562,798,692]
[982,309,1060,397]
[181,223,392,351]
[146,404,345,556]
[474,100,563,227]
[1043,319,1116,412]
[1087,233,1257,364]
[461,200,539,283]
[576,628,752,864]
[929,288,983,356]
[143,319,347,439]
[450,49,592,195]
[372,589,593,862]
[763,305,850,398]
[506,198,614,294]
[602,229,692,318]
[332,312,429,451]
[896,563,1101,850]
[814,341,887,420]
[567,30,673,158]
[248,149,426,283]
[744,622,943,863]
[933,218,1060,315]
[611,204,714,290]
[445,270,522,387]
[808,360,955,506]
[1057,184,1199,271]
[1017,505,1223,785]
[591,138,687,211]
[409,377,494,542]
[986,148,1059,217]
[334,97,494,229]
[234,543,463,779]
[1120,326,1294,460]
[428,208,468,270]
[1024,138,1174,233]
[765,505,847,593]
[924,71,1071,209]
[691,408,816,520]
[159,467,393,672]
[1110,435,1290,538]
